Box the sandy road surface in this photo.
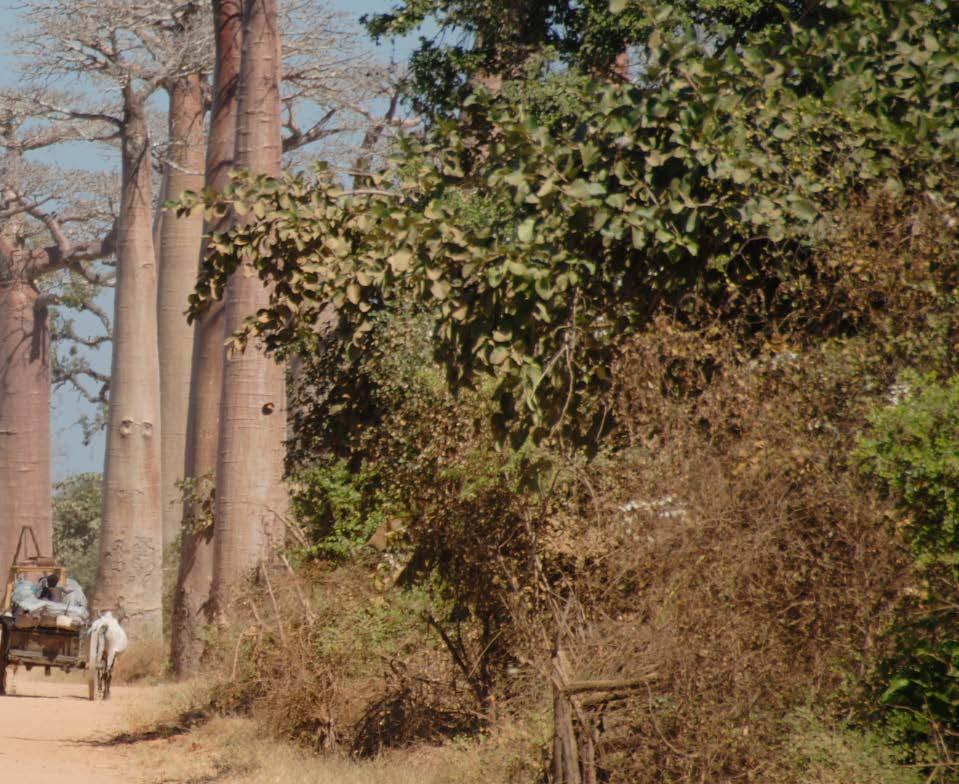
[0,673,142,784]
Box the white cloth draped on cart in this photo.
[10,577,90,627]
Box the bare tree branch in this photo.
[282,106,337,152]
[23,204,118,276]
[52,364,110,404]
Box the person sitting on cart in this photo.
[37,572,61,601]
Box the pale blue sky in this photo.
[0,0,420,482]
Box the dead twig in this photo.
[422,612,485,704]
[279,553,316,625]
[261,563,288,647]
[563,675,659,696]
[229,626,256,681]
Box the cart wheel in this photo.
[87,628,105,701]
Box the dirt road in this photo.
[0,673,141,784]
[0,671,489,784]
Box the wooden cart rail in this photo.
[1,527,65,612]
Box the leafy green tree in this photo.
[51,473,102,595]
[181,0,959,447]
[365,0,644,116]
[365,0,826,118]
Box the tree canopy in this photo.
[181,0,959,446]
[364,0,833,118]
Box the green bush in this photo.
[290,461,387,563]
[51,472,102,595]
[856,375,959,765]
[856,374,959,564]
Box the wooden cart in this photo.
[0,527,113,700]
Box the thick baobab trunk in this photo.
[170,300,224,671]
[95,91,164,639]
[157,73,206,555]
[210,0,287,616]
[171,0,242,676]
[0,278,52,573]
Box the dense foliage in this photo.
[363,0,824,118]
[289,461,387,562]
[175,0,959,779]
[51,472,102,595]
[183,0,959,447]
[857,377,959,756]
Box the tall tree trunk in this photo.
[210,0,287,617]
[95,89,164,639]
[157,73,206,557]
[0,275,52,574]
[171,0,242,676]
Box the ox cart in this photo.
[0,527,114,700]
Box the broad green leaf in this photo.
[517,217,536,243]
[790,198,818,222]
[489,346,509,365]
[389,249,413,273]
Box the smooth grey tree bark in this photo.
[17,0,214,638]
[172,0,241,675]
[95,87,165,637]
[156,72,207,556]
[210,0,289,617]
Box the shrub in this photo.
[51,472,102,595]
[204,563,472,754]
[856,376,959,770]
[290,461,387,563]
[855,375,959,565]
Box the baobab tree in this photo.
[19,0,210,637]
[169,0,400,670]
[209,0,288,617]
[160,0,384,567]
[155,70,208,556]
[0,90,116,574]
[171,0,240,674]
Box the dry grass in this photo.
[772,709,922,784]
[195,562,491,758]
[554,329,911,782]
[125,706,546,784]
[109,676,918,784]
[95,650,546,784]
[112,637,170,685]
[117,677,212,730]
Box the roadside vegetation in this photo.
[125,1,959,781]
[33,0,959,781]
[52,473,101,596]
